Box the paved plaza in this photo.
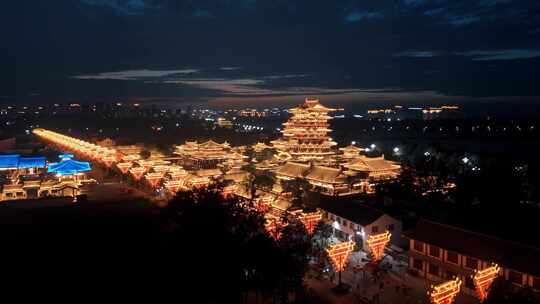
[306,249,478,304]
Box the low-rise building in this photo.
[320,200,403,250]
[406,220,540,296]
[275,162,375,196]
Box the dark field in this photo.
[0,197,171,301]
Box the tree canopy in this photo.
[163,185,312,303]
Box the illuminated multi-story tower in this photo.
[272,98,339,162]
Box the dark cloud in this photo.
[2,0,540,104]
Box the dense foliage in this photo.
[163,185,312,303]
[375,146,540,246]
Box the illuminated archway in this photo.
[145,172,164,188]
[298,211,322,235]
[164,180,184,194]
[265,219,287,240]
[129,167,146,180]
[366,231,391,262]
[116,162,132,174]
[472,264,500,302]
[326,241,355,285]
[428,277,462,304]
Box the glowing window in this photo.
[533,277,540,290]
[509,270,523,285]
[465,276,475,289]
[429,263,440,276]
[446,251,458,264]
[429,245,441,258]
[413,240,424,252]
[413,258,423,270]
[466,257,478,269]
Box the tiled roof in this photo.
[18,157,46,169]
[0,155,46,169]
[346,156,400,172]
[406,220,540,277]
[320,199,385,226]
[305,166,348,184]
[47,159,91,175]
[0,154,21,169]
[276,162,310,178]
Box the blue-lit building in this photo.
[1,154,93,202]
[47,158,92,176]
[0,154,47,173]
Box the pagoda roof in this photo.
[253,142,272,151]
[276,162,310,178]
[199,140,229,149]
[345,156,400,172]
[272,198,292,211]
[2,184,24,191]
[305,166,349,184]
[41,179,60,187]
[255,160,280,169]
[196,169,223,177]
[47,159,91,175]
[288,98,339,113]
[185,174,210,183]
[339,145,365,153]
[224,170,249,182]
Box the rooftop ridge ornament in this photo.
[326,240,355,285]
[472,264,500,302]
[366,231,391,262]
[428,277,462,304]
[59,153,74,160]
[298,211,322,235]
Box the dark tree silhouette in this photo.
[484,278,539,304]
[163,185,311,303]
[241,164,276,201]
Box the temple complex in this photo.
[21,98,401,204]
[0,152,93,202]
[174,140,232,169]
[272,98,339,163]
[344,155,401,181]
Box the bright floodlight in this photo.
[351,141,356,145]
[393,147,400,153]
[370,144,376,149]
[462,157,469,164]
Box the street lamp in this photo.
[393,147,400,154]
[462,157,469,164]
[370,144,376,150]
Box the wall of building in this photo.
[364,215,404,248]
[407,238,540,296]
[323,211,403,250]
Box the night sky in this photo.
[3,0,540,107]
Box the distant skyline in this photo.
[3,0,540,106]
